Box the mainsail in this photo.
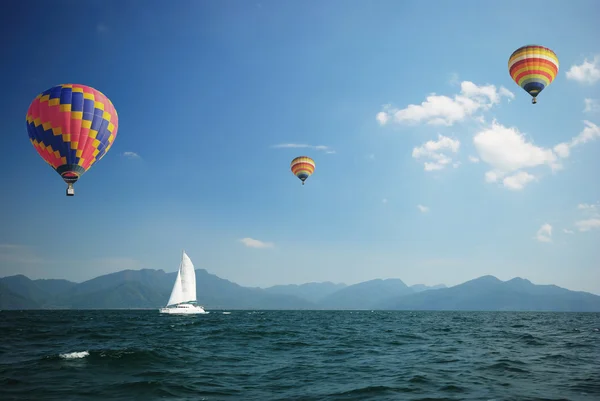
[166,250,197,306]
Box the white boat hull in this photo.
[159,304,209,314]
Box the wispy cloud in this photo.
[239,237,274,249]
[122,151,141,159]
[271,144,335,154]
[553,121,600,159]
[376,111,389,125]
[502,171,536,191]
[574,202,600,232]
[376,81,513,127]
[534,223,553,243]
[412,134,460,172]
[575,219,600,232]
[382,198,388,204]
[417,204,429,213]
[448,72,460,86]
[584,98,600,113]
[563,229,574,234]
[566,56,600,85]
[578,203,599,213]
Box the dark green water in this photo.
[0,310,598,400]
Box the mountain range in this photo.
[1,268,599,311]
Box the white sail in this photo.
[179,251,197,303]
[166,265,184,306]
[165,250,196,306]
[160,250,207,314]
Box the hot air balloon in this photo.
[290,156,315,185]
[25,84,119,196]
[508,45,559,104]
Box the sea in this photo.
[0,310,598,401]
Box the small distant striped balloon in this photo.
[25,84,118,195]
[290,156,315,185]
[508,45,559,104]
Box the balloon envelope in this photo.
[290,156,315,185]
[25,84,119,188]
[508,45,559,104]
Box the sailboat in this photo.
[159,250,208,315]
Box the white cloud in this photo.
[566,56,600,85]
[239,237,274,249]
[271,144,335,154]
[578,203,599,212]
[578,203,600,220]
[122,151,141,159]
[563,229,574,234]
[564,203,600,233]
[417,204,429,213]
[575,219,600,232]
[473,121,559,189]
[376,112,389,126]
[584,98,600,113]
[553,143,570,158]
[569,120,600,147]
[499,87,515,102]
[448,72,460,86]
[534,223,553,243]
[554,121,600,159]
[502,171,536,190]
[468,155,480,163]
[485,171,499,183]
[423,162,445,171]
[412,134,460,171]
[376,81,514,127]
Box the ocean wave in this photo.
[59,351,89,359]
[1,310,598,401]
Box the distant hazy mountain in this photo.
[378,275,600,312]
[33,279,77,297]
[318,279,413,310]
[263,282,347,303]
[1,270,598,311]
[0,274,54,304]
[0,269,315,310]
[0,281,40,309]
[410,284,447,293]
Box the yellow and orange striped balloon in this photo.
[290,156,315,185]
[508,45,559,104]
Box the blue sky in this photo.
[1,1,599,294]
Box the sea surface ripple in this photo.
[0,310,599,400]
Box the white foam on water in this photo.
[59,351,89,359]
[222,312,231,315]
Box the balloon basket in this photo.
[66,185,75,196]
